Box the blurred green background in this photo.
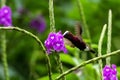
[0,0,120,80]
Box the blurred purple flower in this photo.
[44,31,67,54]
[30,15,46,33]
[103,64,118,80]
[17,8,28,16]
[0,6,12,26]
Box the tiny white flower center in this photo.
[56,43,60,47]
[60,38,63,41]
[103,76,107,79]
[112,75,115,77]
[51,36,54,40]
[106,69,110,72]
[1,18,5,22]
[4,9,8,14]
[47,41,50,45]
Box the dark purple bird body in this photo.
[63,31,86,51]
[63,23,95,53]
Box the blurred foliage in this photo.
[0,0,120,80]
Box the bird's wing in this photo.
[75,22,83,40]
[63,38,75,47]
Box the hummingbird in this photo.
[63,23,95,53]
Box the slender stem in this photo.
[98,24,107,80]
[1,0,6,7]
[49,0,57,79]
[55,54,66,80]
[0,27,45,50]
[55,49,120,80]
[46,54,52,80]
[0,26,52,80]
[106,10,112,66]
[49,0,65,79]
[1,32,9,80]
[0,0,9,80]
[76,0,91,44]
[49,0,55,32]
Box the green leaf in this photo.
[117,67,120,80]
[37,73,79,80]
[66,73,79,80]
[79,64,100,80]
[60,53,76,66]
[66,45,76,53]
[91,43,98,49]
[37,73,59,80]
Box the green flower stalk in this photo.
[1,0,6,7]
[76,0,91,44]
[49,0,66,80]
[98,24,107,80]
[1,32,9,80]
[76,0,91,61]
[48,0,55,79]
[55,53,66,80]
[49,0,55,32]
[0,0,10,80]
[106,10,112,66]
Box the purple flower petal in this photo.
[1,6,12,16]
[0,6,12,26]
[53,41,63,52]
[30,15,46,33]
[44,31,67,54]
[103,65,111,76]
[48,32,56,42]
[103,64,118,80]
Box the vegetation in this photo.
[0,0,120,80]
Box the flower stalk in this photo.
[49,0,55,32]
[1,0,6,7]
[76,0,91,44]
[49,0,66,80]
[0,0,9,80]
[1,32,9,80]
[48,0,55,79]
[98,24,107,80]
[106,10,112,66]
[55,53,66,80]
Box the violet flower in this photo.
[30,15,46,33]
[17,8,28,16]
[103,64,118,80]
[0,6,12,26]
[44,31,67,54]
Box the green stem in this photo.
[106,10,112,66]
[0,27,52,80]
[49,0,55,32]
[46,54,52,80]
[1,32,9,80]
[0,27,45,51]
[49,0,65,79]
[1,0,9,80]
[77,0,91,44]
[49,0,56,79]
[55,49,120,80]
[55,54,66,80]
[98,24,107,80]
[1,0,6,7]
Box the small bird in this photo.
[63,23,95,53]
